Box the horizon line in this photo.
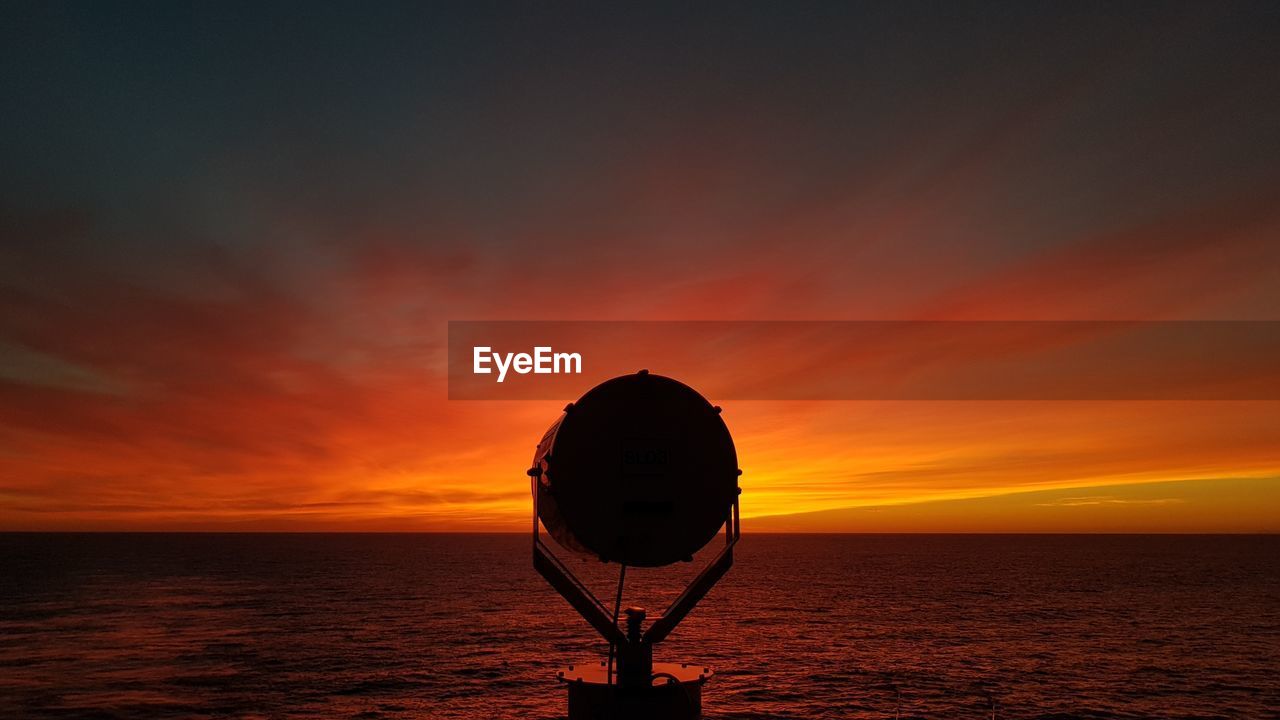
[1,530,1275,536]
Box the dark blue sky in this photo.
[5,2,1277,269]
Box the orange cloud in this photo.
[2,94,1279,532]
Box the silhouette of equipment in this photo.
[529,371,741,720]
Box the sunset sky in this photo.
[2,2,1278,532]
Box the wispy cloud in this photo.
[1035,496,1186,507]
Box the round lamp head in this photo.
[532,372,738,568]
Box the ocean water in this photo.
[1,533,1276,719]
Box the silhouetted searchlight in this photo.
[529,371,741,720]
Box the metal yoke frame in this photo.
[530,466,740,685]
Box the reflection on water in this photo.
[1,533,1276,719]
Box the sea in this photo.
[1,533,1276,719]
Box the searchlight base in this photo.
[558,660,711,720]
